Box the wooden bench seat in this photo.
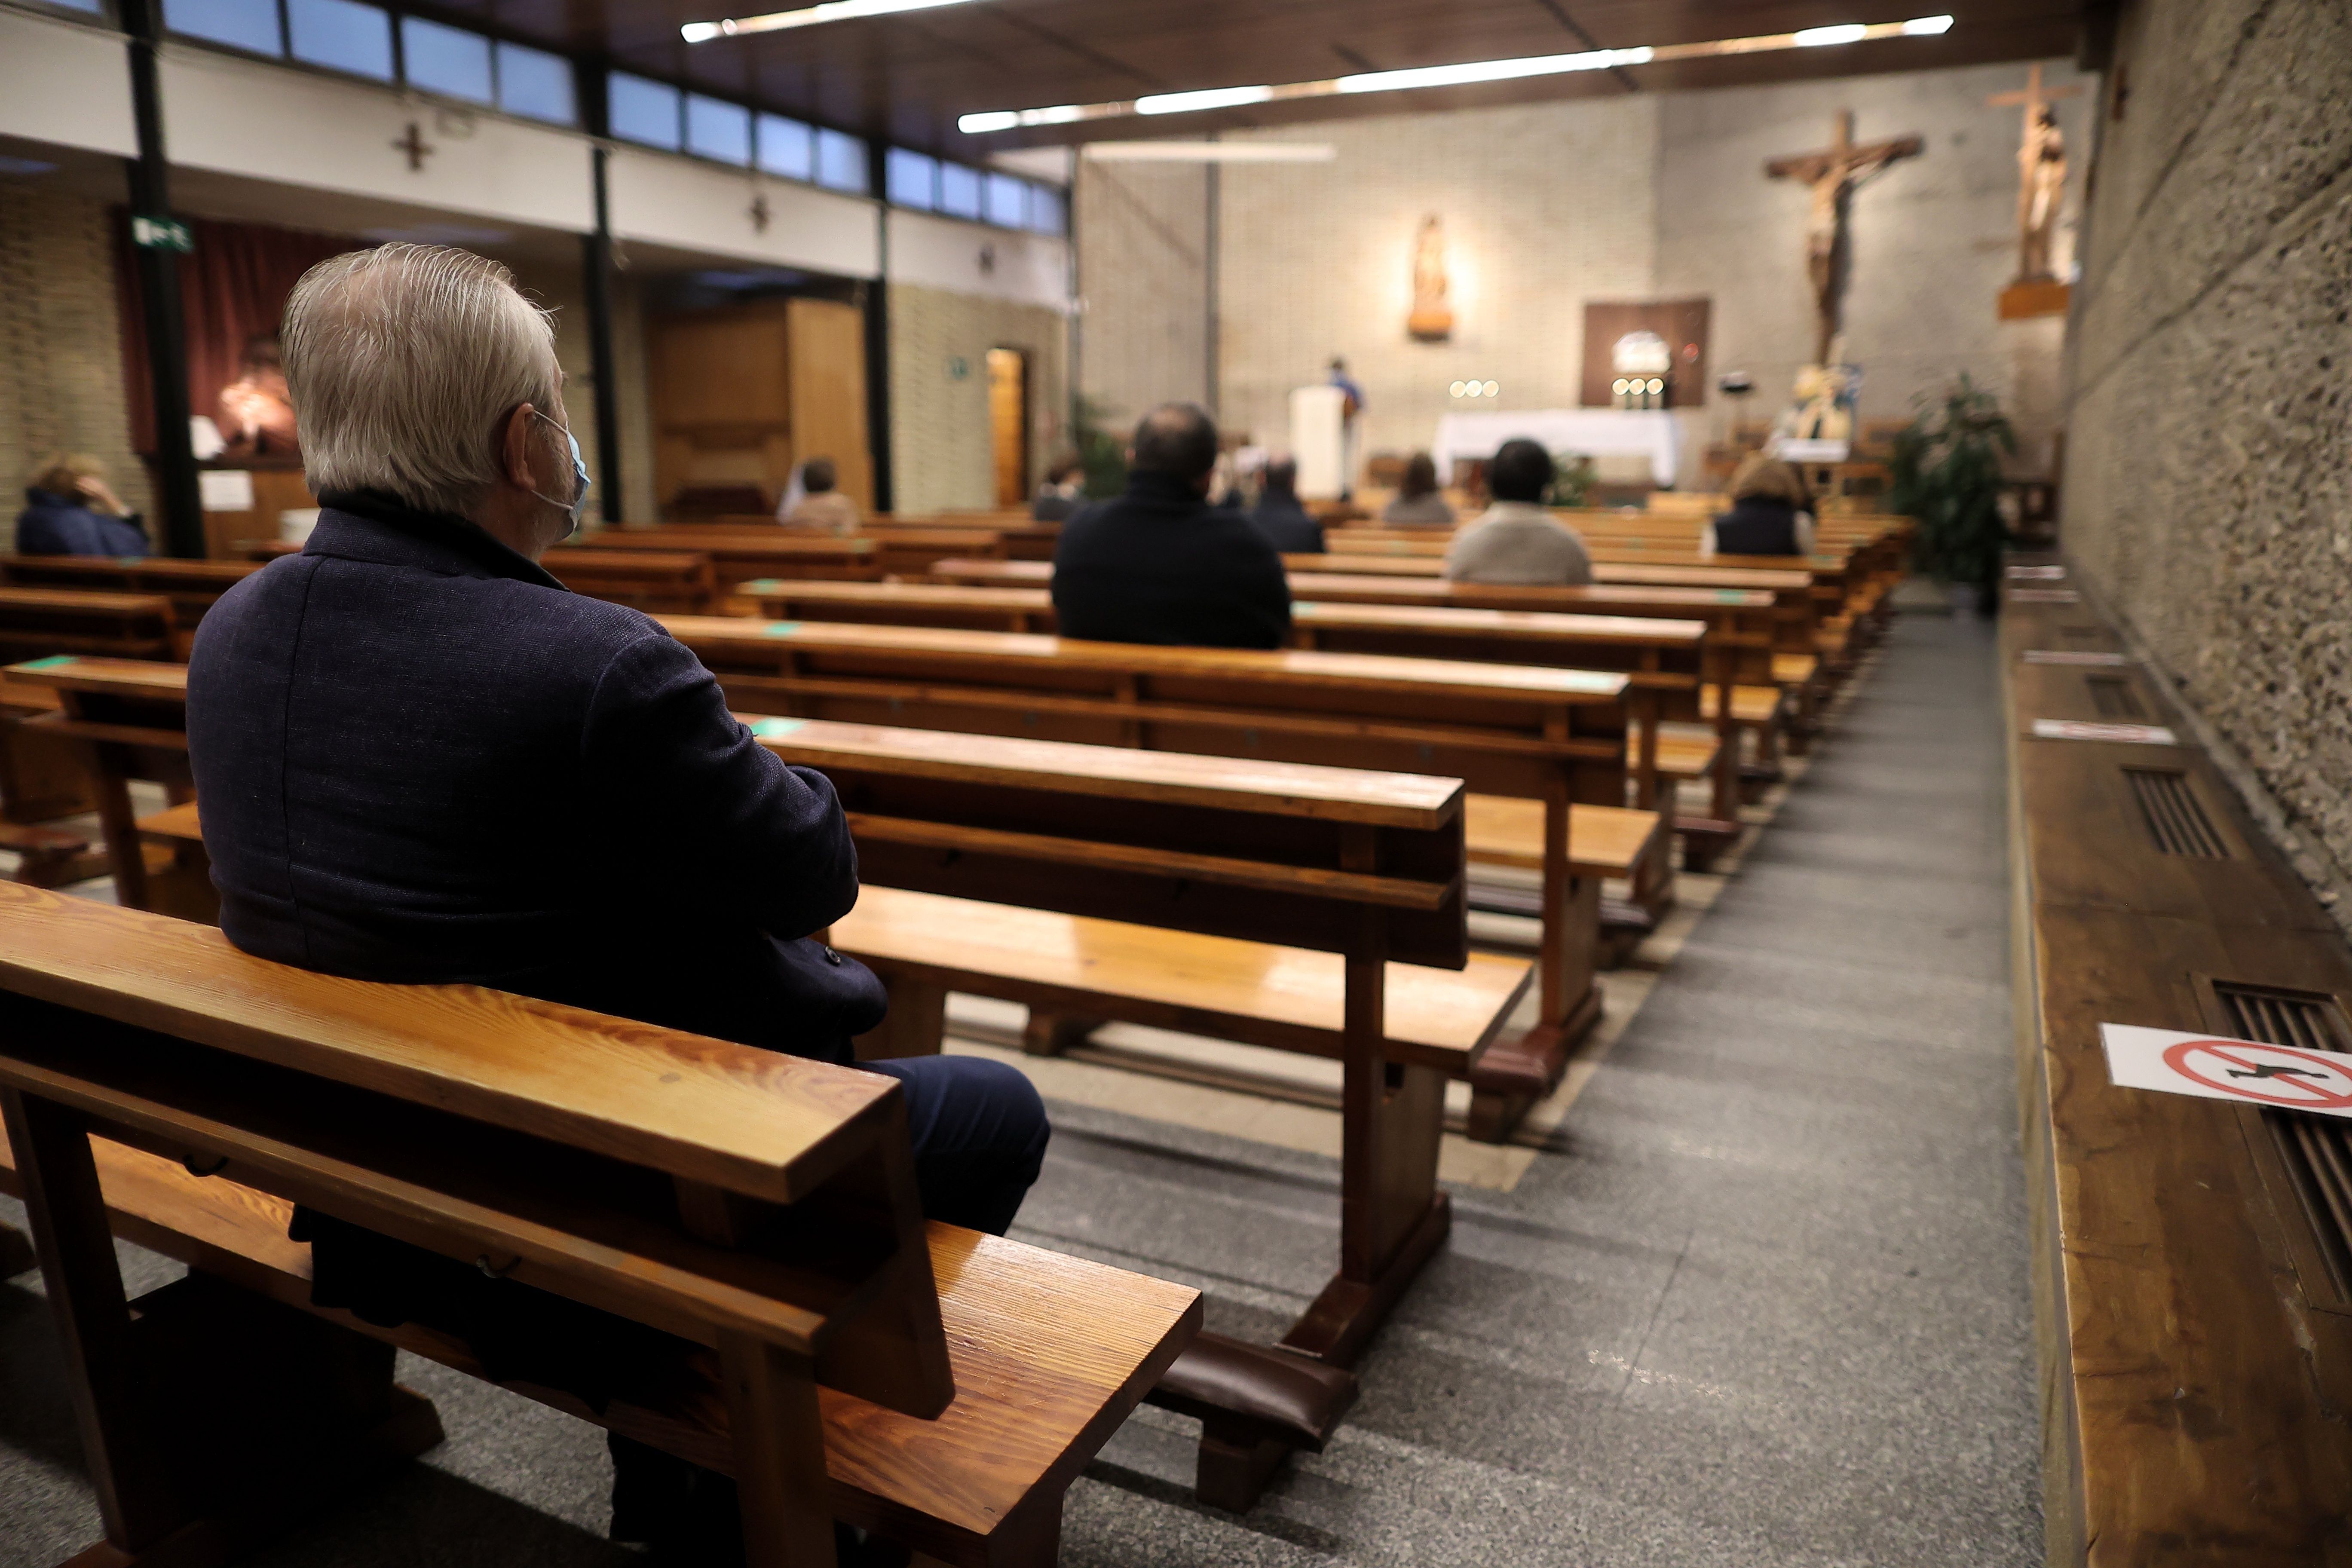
[0,1127,1195,1566]
[834,885,1529,1074]
[0,881,1198,1567]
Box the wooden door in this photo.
[786,298,872,511]
[986,347,1029,508]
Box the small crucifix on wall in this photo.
[1765,110,1923,364]
[747,193,772,233]
[391,122,435,172]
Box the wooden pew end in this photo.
[1145,1332,1359,1512]
[1465,994,1603,1144]
[1675,818,1743,873]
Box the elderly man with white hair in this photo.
[185,245,1047,1562]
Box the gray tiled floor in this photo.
[0,609,2039,1567]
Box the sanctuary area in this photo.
[0,1,2346,1565]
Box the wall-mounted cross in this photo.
[392,122,435,172]
[747,193,772,233]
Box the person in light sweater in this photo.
[1442,438,1593,586]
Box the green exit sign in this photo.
[131,215,192,253]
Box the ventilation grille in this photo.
[2087,677,2146,719]
[2126,768,2230,858]
[2060,625,2106,644]
[2217,983,2352,1302]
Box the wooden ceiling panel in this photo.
[402,0,2090,153]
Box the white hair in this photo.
[282,244,561,517]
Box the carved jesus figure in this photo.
[1765,111,1924,364]
[2018,106,2067,281]
[1407,214,1452,342]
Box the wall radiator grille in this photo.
[2217,982,2352,1300]
[2126,768,2230,858]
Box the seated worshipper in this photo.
[1032,454,1086,521]
[1052,402,1291,649]
[1705,453,1817,558]
[1248,456,1326,554]
[184,244,1047,1563]
[1442,438,1594,586]
[783,456,860,533]
[17,455,150,556]
[1380,452,1457,527]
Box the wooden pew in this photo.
[710,518,1014,579]
[0,880,1198,1566]
[0,587,181,662]
[578,530,883,592]
[58,693,1515,1505]
[0,554,257,627]
[739,578,1680,931]
[542,546,717,614]
[2000,562,2352,1562]
[648,620,1628,1141]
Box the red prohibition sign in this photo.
[2162,1039,2352,1108]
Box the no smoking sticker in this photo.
[2031,719,2177,745]
[2102,1024,2352,1118]
[2007,564,2067,581]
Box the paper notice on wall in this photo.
[2021,650,2128,666]
[2030,719,2177,745]
[198,470,255,511]
[2102,1023,2352,1119]
[2006,564,2066,580]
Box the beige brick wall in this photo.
[1074,160,1210,431]
[0,184,151,535]
[888,282,1069,514]
[2062,0,2352,911]
[1216,98,1660,460]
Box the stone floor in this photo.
[0,607,2039,1567]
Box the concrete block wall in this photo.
[887,282,1069,514]
[1216,98,1660,461]
[0,184,152,535]
[1074,159,1210,431]
[2063,0,2352,908]
[1075,58,2087,487]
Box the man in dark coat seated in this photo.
[184,243,1047,1562]
[1247,456,1326,555]
[1051,402,1291,649]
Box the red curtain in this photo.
[116,213,359,453]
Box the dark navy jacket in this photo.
[187,492,886,1063]
[1051,471,1292,649]
[1248,492,1326,555]
[1709,498,1805,557]
[16,488,151,557]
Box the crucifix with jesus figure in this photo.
[1765,110,1923,364]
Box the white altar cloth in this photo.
[1431,409,1682,488]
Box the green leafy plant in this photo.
[1890,374,2016,599]
[1548,452,1599,508]
[1071,394,1128,498]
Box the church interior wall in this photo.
[886,281,1069,514]
[497,254,659,527]
[1654,59,2090,483]
[0,182,153,531]
[1214,97,1661,462]
[1072,159,1211,433]
[2061,0,2352,913]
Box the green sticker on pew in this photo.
[750,718,805,739]
[763,622,802,637]
[741,579,779,594]
[1715,591,1755,603]
[16,656,75,670]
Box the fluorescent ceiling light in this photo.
[1337,46,1650,94]
[682,0,981,43]
[1084,141,1336,162]
[958,17,1957,134]
[1136,84,1273,115]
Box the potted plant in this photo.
[1888,375,2016,615]
[1071,394,1128,498]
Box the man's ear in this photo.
[498,403,539,490]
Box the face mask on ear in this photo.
[528,408,592,536]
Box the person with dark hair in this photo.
[1248,456,1324,554]
[1705,453,1816,558]
[1032,454,1086,521]
[784,456,860,533]
[17,454,150,556]
[1442,438,1594,585]
[1051,402,1291,649]
[1381,452,1456,527]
